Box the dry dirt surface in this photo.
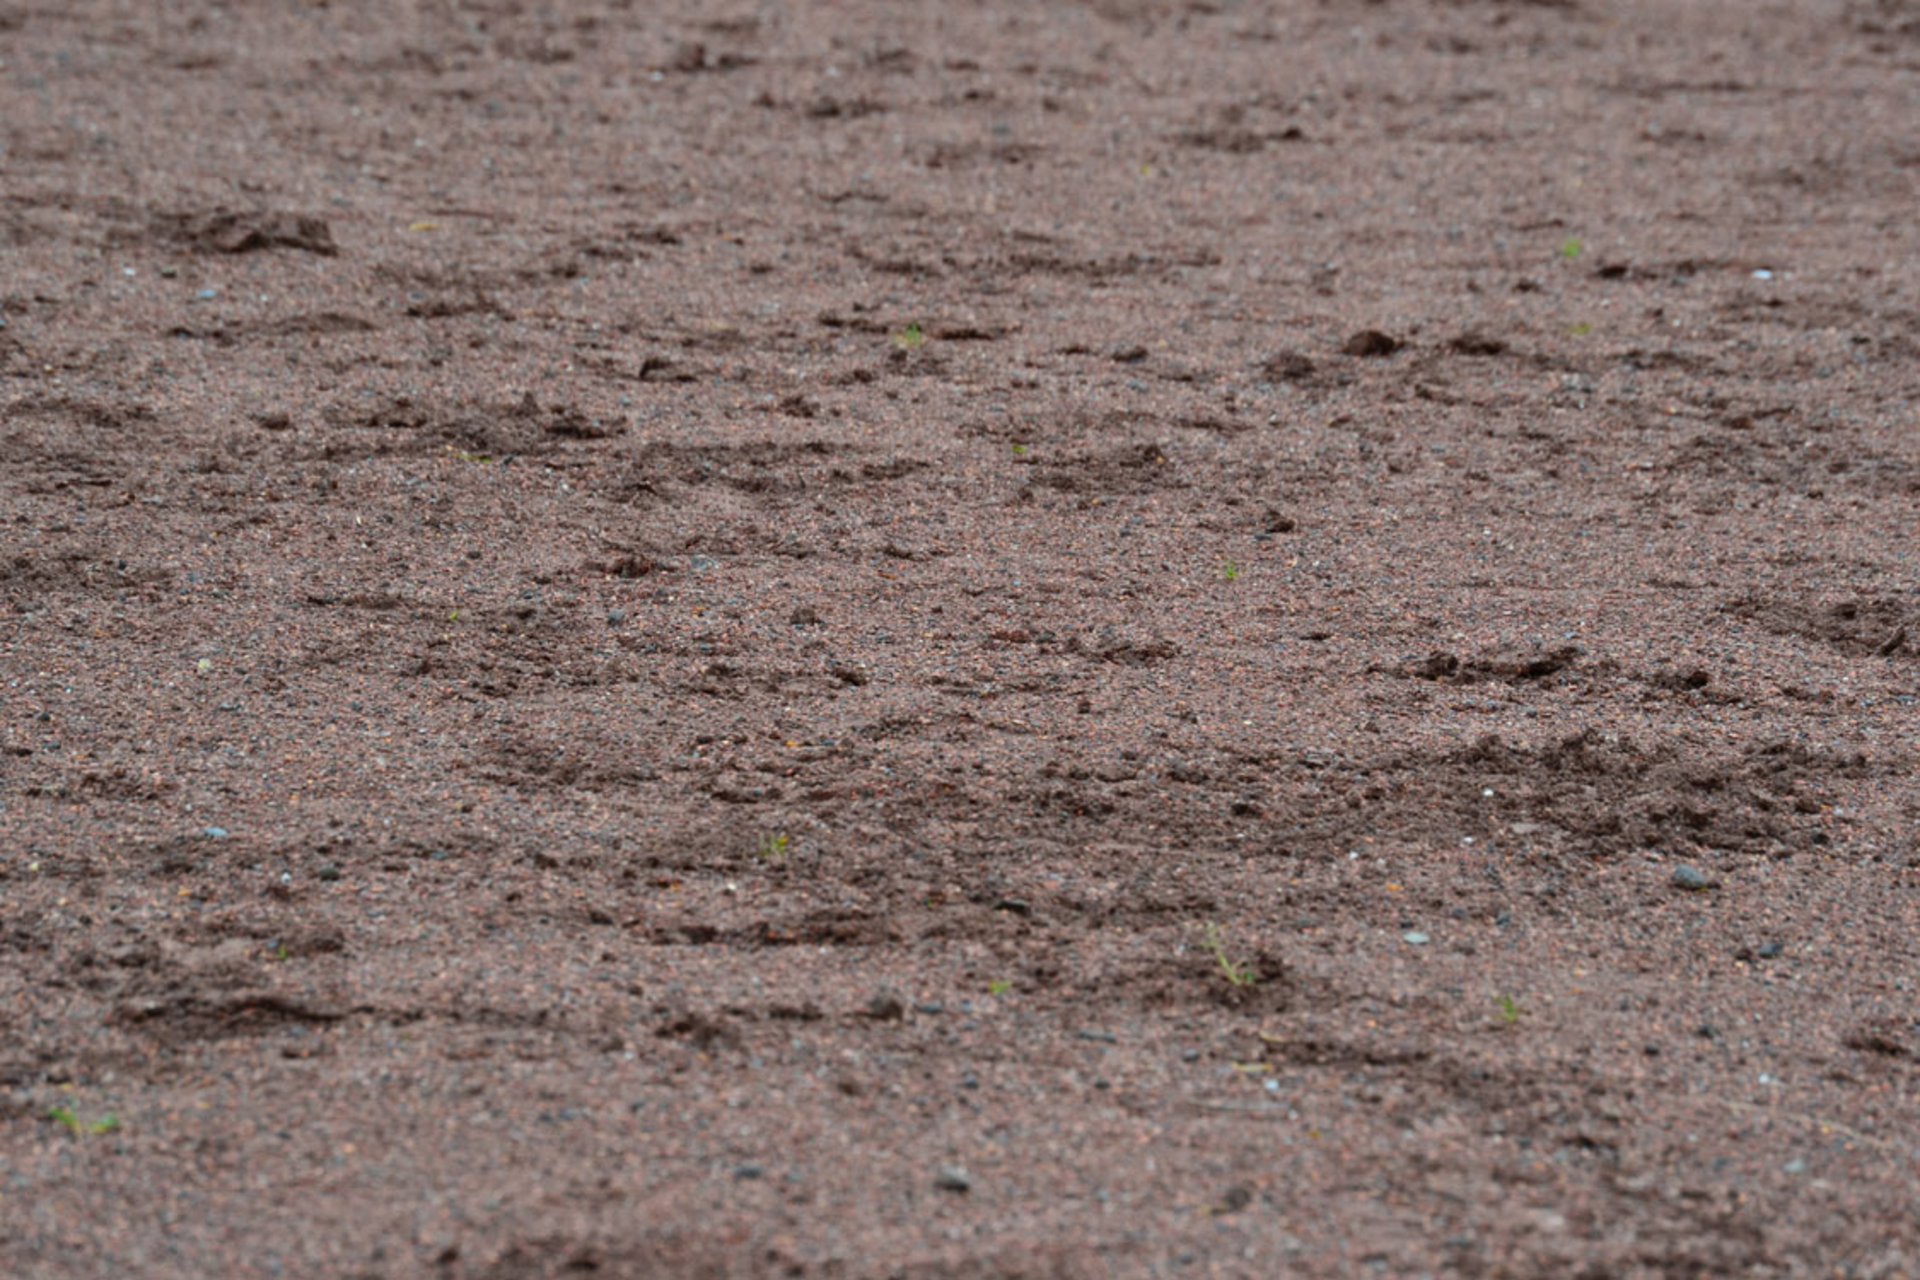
[3,1,1918,1276]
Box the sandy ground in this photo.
[2,1,1918,1276]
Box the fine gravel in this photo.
[2,2,1918,1277]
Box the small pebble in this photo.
[202,826,229,839]
[934,1166,972,1193]
[1402,931,1430,946]
[733,1163,765,1181]
[1672,865,1712,891]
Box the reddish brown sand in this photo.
[3,2,1918,1276]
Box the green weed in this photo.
[987,979,1013,996]
[1496,994,1522,1026]
[892,322,926,351]
[1203,924,1258,988]
[756,833,791,860]
[1559,237,1584,260]
[48,1107,120,1137]
[1222,561,1241,583]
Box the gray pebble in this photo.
[1402,931,1430,946]
[1672,865,1712,891]
[934,1166,972,1193]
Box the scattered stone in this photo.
[202,826,229,839]
[1843,1019,1913,1058]
[158,207,339,256]
[316,864,342,882]
[934,1166,972,1193]
[993,897,1033,917]
[1213,1185,1254,1215]
[1343,329,1401,358]
[1671,865,1712,891]
[1402,931,1430,946]
[733,1163,765,1181]
[913,1002,944,1016]
[1077,1029,1118,1044]
[1259,351,1317,382]
[864,992,906,1022]
[789,605,823,626]
[1447,331,1509,356]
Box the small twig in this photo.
[1711,1097,1912,1159]
[1181,1100,1290,1117]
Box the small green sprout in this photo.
[1559,237,1584,261]
[987,979,1013,996]
[1496,994,1522,1026]
[1203,924,1258,988]
[1222,561,1241,583]
[892,322,926,351]
[1569,322,1593,337]
[48,1107,120,1136]
[1011,444,1029,457]
[756,833,791,860]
